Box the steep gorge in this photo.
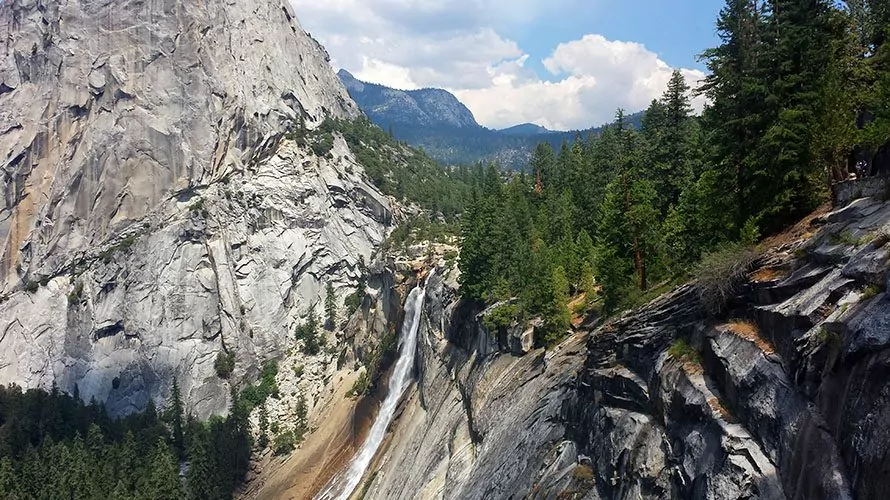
[341,194,890,500]
[3,2,890,500]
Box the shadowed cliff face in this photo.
[0,0,389,418]
[355,196,890,500]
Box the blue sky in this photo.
[290,0,725,130]
[512,1,723,78]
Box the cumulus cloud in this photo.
[292,0,524,90]
[290,0,707,130]
[458,35,708,130]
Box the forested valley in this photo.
[458,0,890,342]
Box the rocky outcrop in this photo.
[354,196,890,500]
[566,198,888,500]
[350,262,587,500]
[0,0,390,418]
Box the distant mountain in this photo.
[500,123,554,136]
[338,70,478,129]
[338,71,643,168]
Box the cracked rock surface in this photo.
[362,197,890,500]
[0,0,389,418]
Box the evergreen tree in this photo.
[140,438,183,500]
[530,143,556,193]
[324,282,338,330]
[167,379,185,459]
[542,266,571,345]
[258,403,269,449]
[643,70,694,213]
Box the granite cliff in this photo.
[347,194,890,500]
[3,2,890,500]
[0,0,390,418]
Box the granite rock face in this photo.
[0,0,390,418]
[357,196,890,500]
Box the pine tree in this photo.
[646,70,694,213]
[530,143,555,193]
[258,403,269,449]
[324,282,338,330]
[168,379,185,460]
[185,424,216,500]
[140,439,183,500]
[541,266,571,345]
[700,0,771,235]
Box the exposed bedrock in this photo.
[362,197,890,500]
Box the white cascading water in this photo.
[315,274,430,500]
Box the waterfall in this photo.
[315,274,430,500]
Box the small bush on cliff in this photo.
[482,302,520,334]
[668,339,702,368]
[695,244,759,315]
[272,429,296,455]
[214,351,236,379]
[862,283,886,300]
[294,311,324,355]
[67,281,84,305]
[571,465,596,494]
[348,369,370,398]
[99,234,139,263]
[240,360,279,410]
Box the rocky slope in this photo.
[0,0,393,418]
[349,193,890,500]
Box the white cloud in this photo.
[457,35,707,130]
[290,0,707,130]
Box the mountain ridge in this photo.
[338,71,643,167]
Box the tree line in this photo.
[0,383,252,499]
[459,0,890,341]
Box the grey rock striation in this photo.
[0,0,391,418]
[358,195,890,500]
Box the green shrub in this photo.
[668,339,702,366]
[295,312,323,355]
[23,280,39,294]
[348,370,370,398]
[67,281,84,305]
[695,244,759,315]
[344,291,362,317]
[239,360,279,410]
[482,302,520,334]
[188,198,204,212]
[99,234,139,263]
[214,351,236,379]
[862,283,886,300]
[272,430,296,456]
[310,132,335,158]
[830,230,865,246]
[816,326,843,349]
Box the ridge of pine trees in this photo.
[0,383,252,499]
[459,0,890,338]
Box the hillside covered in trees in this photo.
[0,383,252,500]
[459,0,890,340]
